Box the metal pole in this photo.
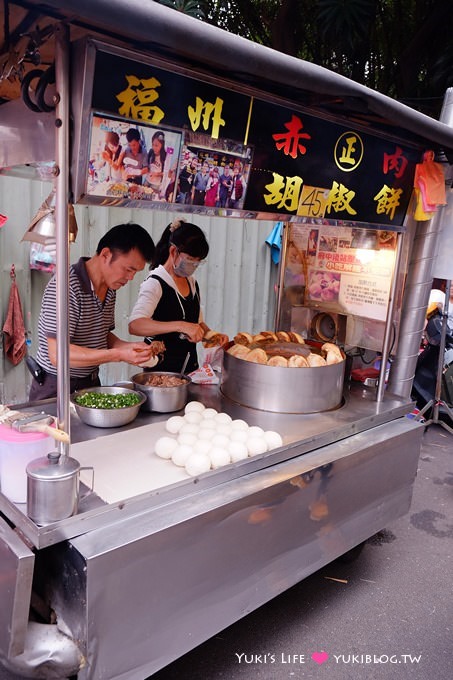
[376,232,404,402]
[54,24,71,453]
[273,222,288,329]
[418,278,453,433]
[433,279,451,417]
[388,88,453,398]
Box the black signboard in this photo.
[73,40,422,226]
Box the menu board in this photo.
[283,223,398,322]
[73,40,422,226]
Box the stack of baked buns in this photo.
[227,330,343,367]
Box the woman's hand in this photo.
[180,322,205,343]
[202,330,229,347]
[216,333,230,347]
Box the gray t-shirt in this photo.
[35,258,116,378]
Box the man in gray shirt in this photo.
[29,223,156,400]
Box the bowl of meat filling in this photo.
[130,372,191,413]
[71,386,146,428]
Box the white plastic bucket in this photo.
[0,424,53,503]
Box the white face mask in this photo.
[173,251,200,277]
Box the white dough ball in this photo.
[195,439,213,456]
[211,433,230,449]
[247,436,268,456]
[264,430,283,450]
[179,423,199,436]
[178,433,198,448]
[231,418,249,431]
[199,418,217,430]
[185,401,205,414]
[198,427,216,441]
[248,425,265,438]
[216,423,232,437]
[229,441,249,462]
[165,415,185,434]
[230,429,248,443]
[214,412,232,425]
[172,444,193,467]
[154,436,178,459]
[202,407,218,419]
[184,411,203,425]
[185,452,211,477]
[209,447,231,469]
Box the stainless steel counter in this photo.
[1,381,423,680]
[0,381,415,550]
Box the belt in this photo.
[42,367,99,383]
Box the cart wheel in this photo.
[335,541,366,564]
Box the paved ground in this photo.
[150,422,453,680]
[1,422,451,680]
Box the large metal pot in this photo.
[221,345,345,413]
[130,371,191,412]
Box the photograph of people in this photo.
[218,164,234,207]
[118,128,148,185]
[204,167,220,207]
[129,219,229,374]
[283,239,306,306]
[101,131,123,182]
[145,130,166,196]
[29,223,158,401]
[86,117,183,203]
[307,228,319,255]
[176,155,198,204]
[191,161,210,205]
[284,239,306,288]
[227,164,246,209]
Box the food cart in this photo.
[1,2,453,678]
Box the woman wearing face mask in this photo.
[129,219,228,373]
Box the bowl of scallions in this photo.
[71,386,146,428]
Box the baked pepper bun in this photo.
[202,330,227,348]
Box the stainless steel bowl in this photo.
[71,386,146,428]
[130,372,191,413]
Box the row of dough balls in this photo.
[154,400,283,477]
[227,341,343,367]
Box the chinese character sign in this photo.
[245,100,417,224]
[80,43,420,224]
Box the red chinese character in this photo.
[272,115,311,159]
[383,147,408,179]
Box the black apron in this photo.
[146,275,200,374]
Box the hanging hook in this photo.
[10,264,16,280]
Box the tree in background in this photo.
[155,0,453,119]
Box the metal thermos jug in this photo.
[26,451,94,524]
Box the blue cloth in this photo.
[265,222,283,264]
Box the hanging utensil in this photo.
[180,351,191,378]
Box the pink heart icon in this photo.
[311,651,329,665]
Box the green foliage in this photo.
[157,0,206,20]
[154,0,453,118]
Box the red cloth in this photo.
[414,151,446,208]
[2,280,26,365]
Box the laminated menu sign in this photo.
[72,39,422,225]
[284,224,398,322]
